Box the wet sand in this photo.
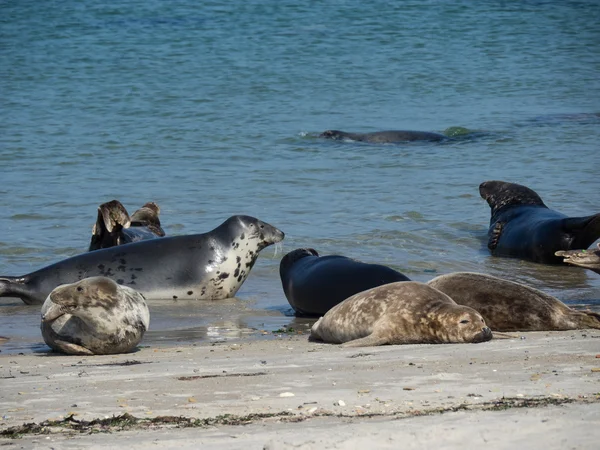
[1,330,599,448]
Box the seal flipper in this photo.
[576,311,600,330]
[488,222,504,250]
[49,339,94,355]
[0,276,42,305]
[563,213,600,249]
[130,202,165,237]
[89,200,132,251]
[341,333,389,348]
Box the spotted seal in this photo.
[0,215,284,305]
[309,281,492,347]
[319,129,447,143]
[479,180,600,264]
[41,276,150,355]
[89,200,165,251]
[280,248,410,317]
[556,244,600,275]
[428,272,600,331]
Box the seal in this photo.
[556,243,600,275]
[479,180,600,264]
[89,200,165,251]
[319,129,447,143]
[41,276,150,355]
[309,281,492,347]
[0,215,284,305]
[280,248,410,317]
[428,272,600,331]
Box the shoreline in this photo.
[1,330,599,448]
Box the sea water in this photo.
[1,0,599,353]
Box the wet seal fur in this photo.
[556,243,600,275]
[320,129,447,143]
[280,248,410,317]
[0,215,284,305]
[41,277,150,355]
[89,200,165,251]
[480,180,600,264]
[310,281,492,347]
[428,272,600,332]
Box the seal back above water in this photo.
[319,129,447,143]
[427,272,600,331]
[280,248,410,317]
[479,180,600,264]
[310,281,492,347]
[41,276,150,355]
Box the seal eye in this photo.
[77,286,83,292]
[459,319,470,324]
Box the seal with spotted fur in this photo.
[41,277,150,355]
[428,272,600,331]
[89,200,165,251]
[556,243,600,275]
[480,180,600,264]
[310,281,492,347]
[320,129,446,143]
[0,215,284,305]
[280,248,410,317]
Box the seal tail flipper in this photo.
[563,213,600,249]
[0,276,41,305]
[579,311,600,330]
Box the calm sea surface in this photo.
[1,0,599,354]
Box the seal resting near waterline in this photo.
[0,215,284,305]
[319,129,447,143]
[556,244,600,275]
[89,200,165,251]
[427,272,600,331]
[280,248,410,317]
[309,281,492,347]
[41,277,149,355]
[479,180,600,264]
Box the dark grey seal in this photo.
[89,200,165,251]
[0,215,284,305]
[280,248,410,317]
[556,243,600,275]
[320,129,447,143]
[41,277,150,355]
[480,180,600,264]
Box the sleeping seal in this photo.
[319,129,447,143]
[89,200,165,251]
[280,248,410,316]
[479,180,600,264]
[428,272,600,331]
[310,281,492,347]
[0,215,284,305]
[41,277,149,355]
[556,244,600,275]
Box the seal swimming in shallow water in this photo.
[89,200,165,251]
[309,281,492,347]
[427,272,600,331]
[280,248,410,317]
[41,277,150,355]
[479,180,600,264]
[0,215,284,305]
[319,129,447,143]
[556,243,600,275]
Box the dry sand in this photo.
[1,330,599,449]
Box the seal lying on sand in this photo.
[556,244,600,275]
[310,281,492,347]
[479,180,600,264]
[280,248,410,317]
[428,272,600,331]
[320,129,447,143]
[89,200,165,251]
[41,277,149,355]
[0,215,284,305]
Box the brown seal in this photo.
[556,244,600,275]
[309,281,492,347]
[41,276,150,355]
[428,272,600,331]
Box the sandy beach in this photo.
[1,329,599,449]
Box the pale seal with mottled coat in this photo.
[556,243,600,275]
[310,281,492,347]
[41,277,150,355]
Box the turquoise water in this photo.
[1,1,599,353]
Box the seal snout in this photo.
[473,326,493,343]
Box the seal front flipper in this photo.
[49,339,94,355]
[487,222,504,250]
[562,213,600,249]
[341,334,389,348]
